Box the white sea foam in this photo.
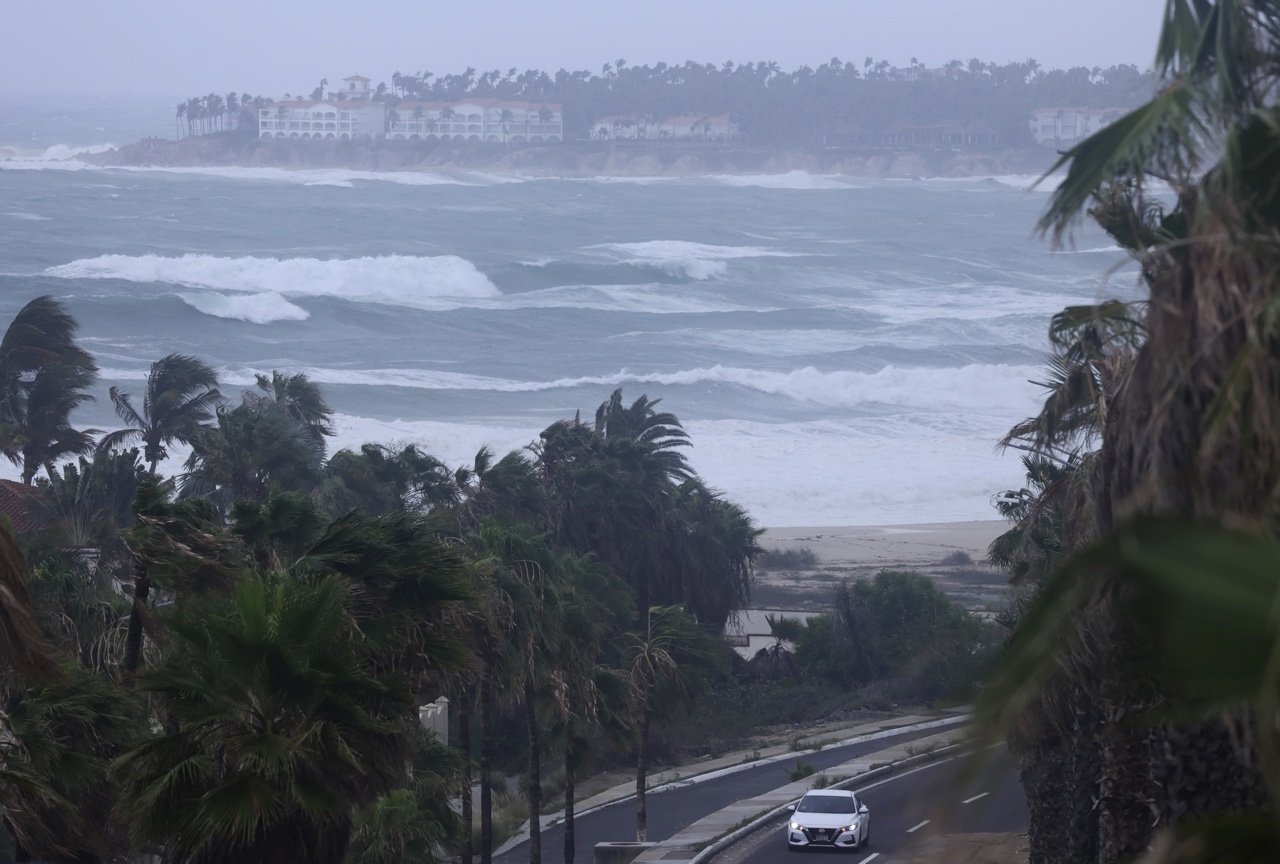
[1052,245,1125,254]
[491,284,774,315]
[709,171,861,190]
[1,211,52,221]
[44,253,501,311]
[684,416,1027,526]
[177,291,310,324]
[592,240,801,280]
[0,142,115,170]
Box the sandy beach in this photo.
[748,520,1009,613]
[762,520,1005,570]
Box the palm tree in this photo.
[0,296,99,484]
[0,520,60,679]
[175,101,186,138]
[977,4,1280,862]
[621,605,718,841]
[460,522,545,864]
[98,353,221,474]
[113,575,410,864]
[2,671,136,861]
[246,370,334,455]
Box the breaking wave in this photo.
[708,171,861,190]
[43,253,501,311]
[177,291,310,324]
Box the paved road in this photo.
[722,748,1027,864]
[496,725,959,864]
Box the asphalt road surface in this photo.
[496,725,970,864]
[721,748,1027,864]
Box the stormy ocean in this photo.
[0,95,1130,526]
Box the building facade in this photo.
[1030,107,1125,146]
[385,99,562,143]
[258,99,387,140]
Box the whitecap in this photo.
[708,171,861,190]
[44,253,500,311]
[590,240,802,280]
[1,211,52,221]
[177,291,310,324]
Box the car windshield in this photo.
[797,795,857,814]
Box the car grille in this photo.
[802,827,839,844]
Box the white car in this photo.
[785,789,871,852]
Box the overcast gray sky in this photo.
[8,0,1169,97]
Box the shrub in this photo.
[788,761,816,782]
[757,547,819,570]
[939,550,974,566]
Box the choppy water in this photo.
[0,96,1134,526]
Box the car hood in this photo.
[792,812,859,830]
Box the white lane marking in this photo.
[907,819,930,832]
[855,854,880,864]
[962,792,990,804]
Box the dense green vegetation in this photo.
[981,2,1280,862]
[0,298,759,863]
[0,296,995,863]
[189,56,1153,146]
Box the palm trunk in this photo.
[460,693,474,864]
[525,679,542,864]
[122,558,150,688]
[480,660,494,864]
[564,737,577,864]
[635,709,650,842]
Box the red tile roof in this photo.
[0,479,45,538]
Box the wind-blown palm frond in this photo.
[1040,83,1206,238]
[100,354,221,474]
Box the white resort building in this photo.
[257,99,387,140]
[1030,107,1126,146]
[257,77,563,144]
[385,99,563,143]
[590,114,738,141]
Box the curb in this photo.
[684,743,965,864]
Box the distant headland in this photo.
[87,57,1151,178]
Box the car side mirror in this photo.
[858,804,869,814]
[787,804,796,812]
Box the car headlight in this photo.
[790,821,801,830]
[844,822,860,832]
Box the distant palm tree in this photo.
[98,353,221,474]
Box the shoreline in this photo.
[78,133,1057,180]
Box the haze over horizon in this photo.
[7,0,1167,98]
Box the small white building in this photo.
[385,99,563,143]
[1030,107,1125,146]
[258,99,386,140]
[590,113,738,141]
[724,608,820,660]
[341,74,372,100]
